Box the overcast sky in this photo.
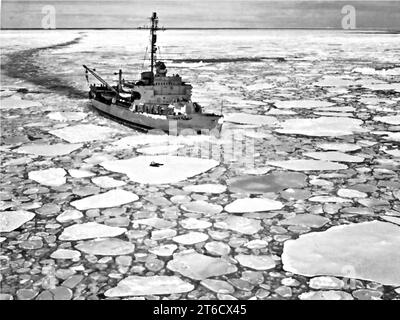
[1,0,399,29]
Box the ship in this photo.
[83,12,223,134]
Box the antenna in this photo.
[147,12,165,83]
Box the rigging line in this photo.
[158,46,162,61]
[149,31,153,70]
[141,46,148,72]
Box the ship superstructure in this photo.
[84,12,223,133]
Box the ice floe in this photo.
[70,189,138,210]
[359,97,396,106]
[238,166,273,175]
[28,168,66,187]
[315,76,388,90]
[112,134,170,149]
[183,184,227,194]
[353,67,400,76]
[205,241,231,256]
[282,221,400,286]
[0,210,35,232]
[0,96,42,109]
[299,290,353,300]
[246,82,274,91]
[68,169,95,178]
[243,131,271,139]
[308,196,352,203]
[167,251,237,280]
[337,189,367,198]
[2,135,30,146]
[384,132,400,142]
[91,176,126,188]
[280,214,329,228]
[75,238,135,255]
[105,276,194,297]
[235,254,276,271]
[228,172,307,194]
[374,115,400,125]
[267,160,348,171]
[225,198,283,213]
[50,249,81,260]
[245,239,269,249]
[265,108,297,115]
[47,111,87,122]
[362,83,400,92]
[136,145,183,155]
[309,276,344,290]
[101,156,219,185]
[135,218,175,229]
[2,156,33,167]
[201,279,234,294]
[56,209,83,223]
[15,143,83,157]
[180,218,212,229]
[172,232,209,245]
[49,124,119,143]
[0,90,14,98]
[382,148,400,157]
[314,76,355,88]
[273,100,334,109]
[304,151,364,163]
[224,113,278,126]
[181,201,223,215]
[112,133,210,150]
[382,216,400,226]
[275,117,366,137]
[151,229,177,240]
[214,216,262,235]
[59,222,126,241]
[280,188,311,201]
[313,112,353,118]
[316,142,361,152]
[148,244,178,257]
[316,106,355,112]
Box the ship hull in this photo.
[90,99,223,134]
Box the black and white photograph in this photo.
[0,0,399,309]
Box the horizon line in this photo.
[2,27,399,32]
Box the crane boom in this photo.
[83,65,119,95]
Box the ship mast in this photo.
[150,12,159,77]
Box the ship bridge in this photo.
[131,61,193,105]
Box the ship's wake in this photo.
[1,35,87,99]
